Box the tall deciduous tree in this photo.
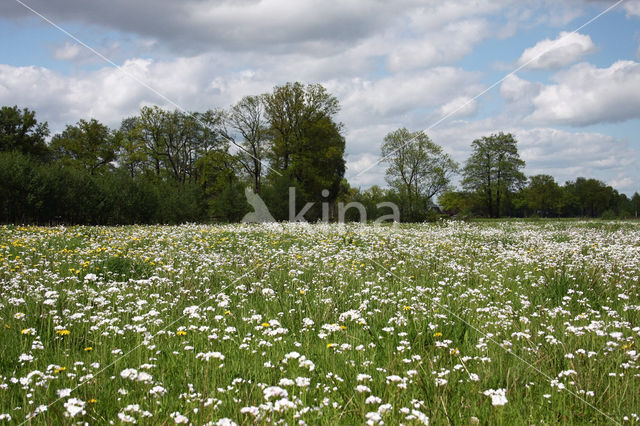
[50,118,121,175]
[381,128,458,221]
[224,95,268,194]
[462,132,526,218]
[135,106,225,183]
[262,82,345,219]
[0,105,50,160]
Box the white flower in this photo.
[278,378,295,386]
[57,388,72,398]
[366,396,382,405]
[120,368,138,380]
[196,352,225,362]
[136,372,153,383]
[263,386,288,400]
[365,412,383,425]
[150,385,167,397]
[356,385,371,393]
[378,403,393,414]
[483,388,508,406]
[240,406,259,416]
[170,412,189,424]
[215,418,237,426]
[118,412,137,423]
[63,398,86,418]
[295,377,310,387]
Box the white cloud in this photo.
[500,74,542,103]
[337,68,482,122]
[526,60,640,126]
[438,96,478,119]
[387,19,491,71]
[52,42,83,61]
[0,57,233,131]
[517,31,596,70]
[623,0,640,17]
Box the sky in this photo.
[1,0,639,195]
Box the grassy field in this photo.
[1,221,639,424]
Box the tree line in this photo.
[0,82,345,224]
[1,82,637,224]
[346,130,639,221]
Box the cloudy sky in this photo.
[1,0,639,194]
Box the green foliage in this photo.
[0,105,50,160]
[462,132,526,218]
[50,118,121,175]
[262,82,346,220]
[381,128,458,222]
[520,174,563,217]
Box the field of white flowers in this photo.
[1,221,639,424]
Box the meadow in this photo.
[0,220,639,425]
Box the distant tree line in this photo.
[345,131,638,221]
[0,82,346,224]
[1,84,637,224]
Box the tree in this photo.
[521,174,562,217]
[563,177,616,217]
[381,128,458,221]
[438,191,478,216]
[117,117,148,178]
[134,106,225,183]
[50,118,121,175]
[264,82,340,171]
[0,105,50,160]
[262,82,345,220]
[462,132,526,218]
[224,95,268,194]
[632,192,640,218]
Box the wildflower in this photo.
[176,330,187,336]
[63,398,86,418]
[57,388,72,398]
[327,343,336,348]
[21,328,35,335]
[84,347,93,352]
[403,306,411,311]
[150,386,167,397]
[87,398,97,404]
[263,386,288,400]
[54,367,67,374]
[56,329,70,336]
[483,388,508,406]
[261,322,271,327]
[433,332,442,338]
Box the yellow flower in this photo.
[84,346,93,352]
[224,310,231,315]
[403,306,411,311]
[339,325,347,330]
[299,290,305,295]
[261,322,271,328]
[21,328,34,335]
[54,366,66,374]
[56,329,71,336]
[87,398,97,404]
[433,332,443,338]
[176,330,187,336]
[327,343,336,348]
[450,348,460,355]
